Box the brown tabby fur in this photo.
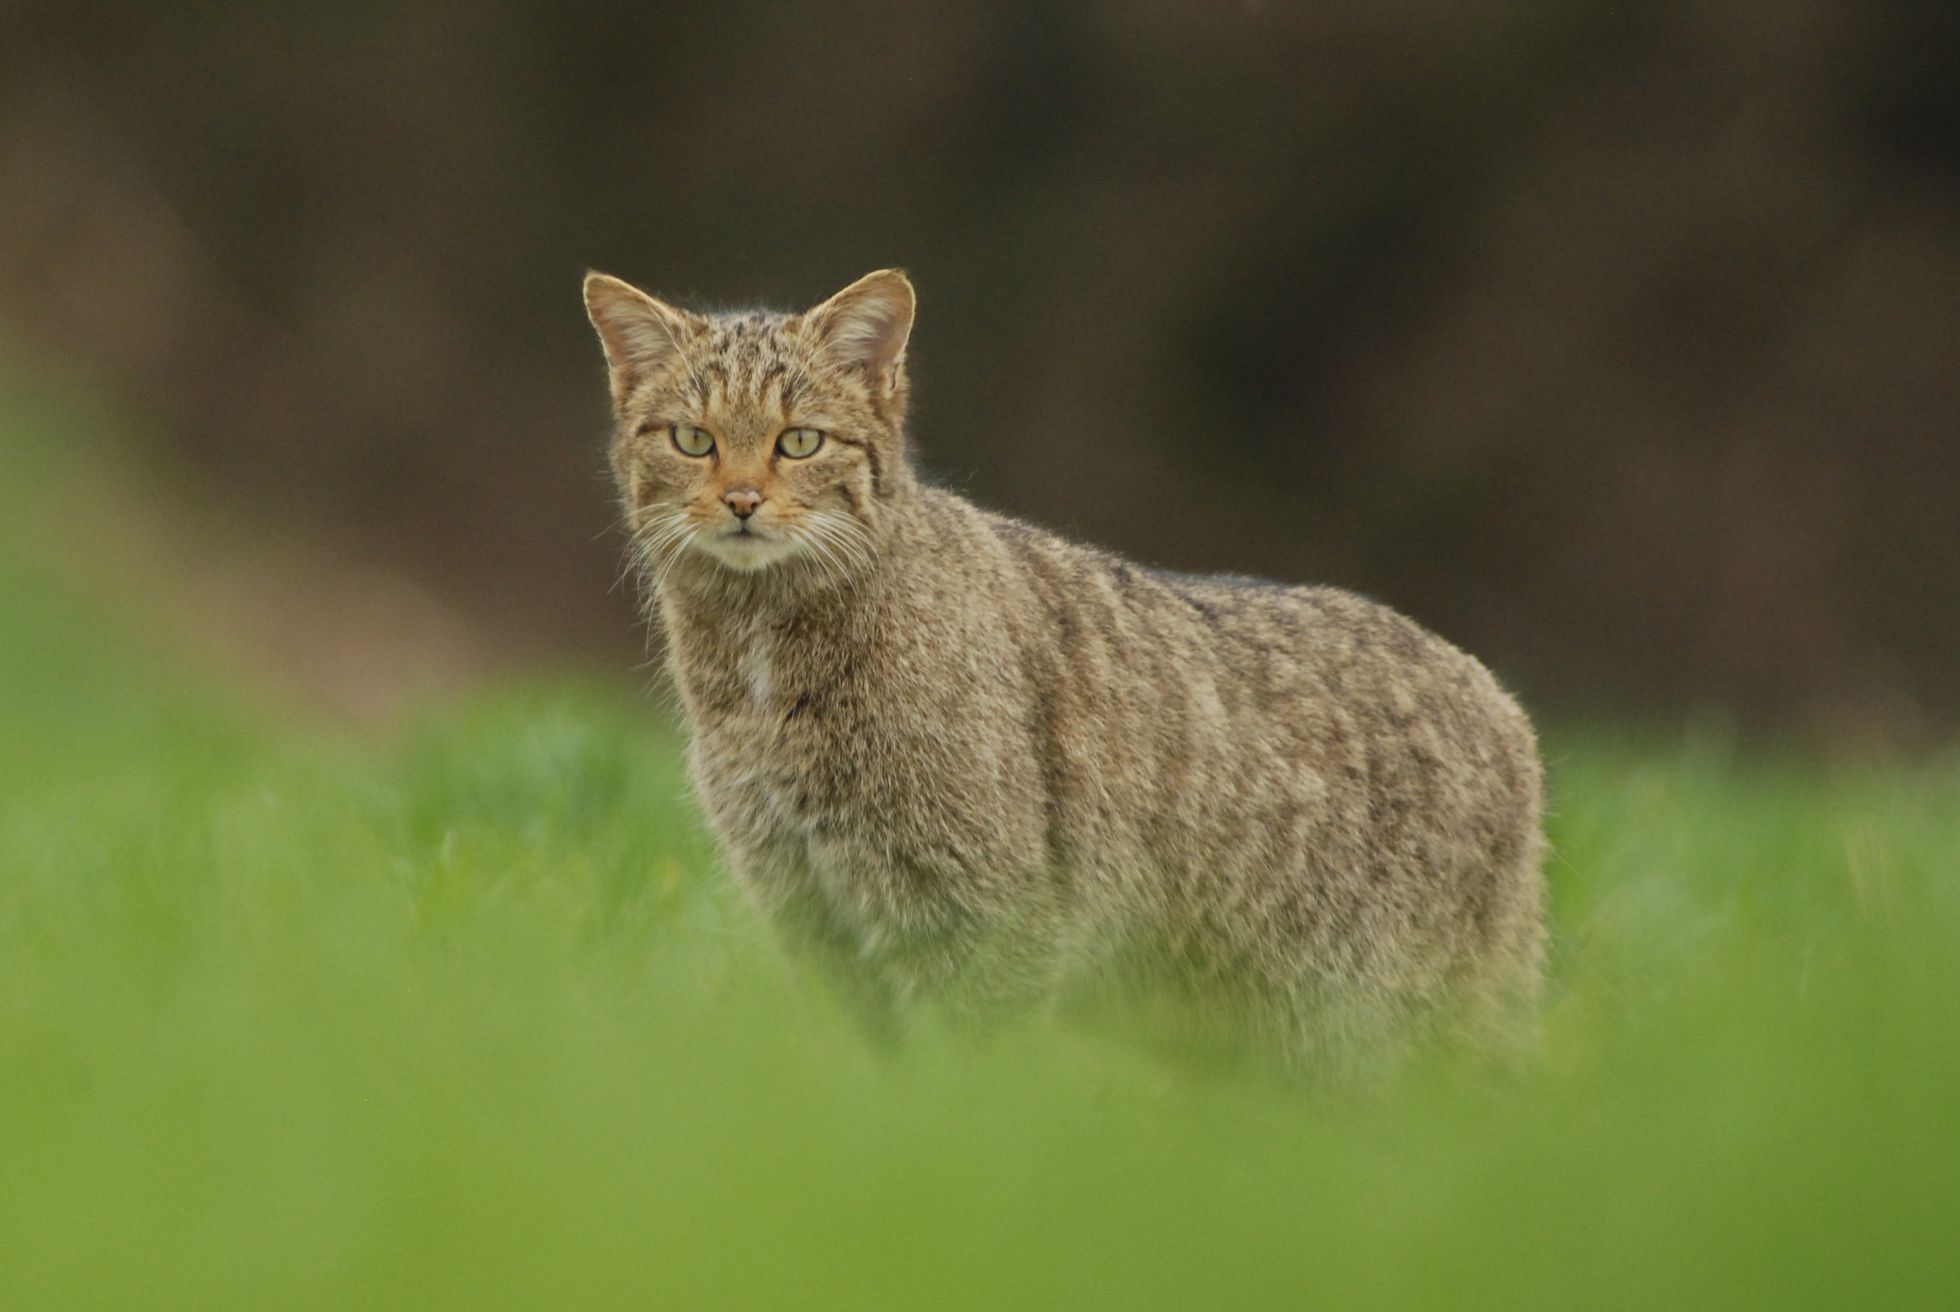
[583,268,1547,1079]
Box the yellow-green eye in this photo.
[778,427,824,459]
[671,424,715,457]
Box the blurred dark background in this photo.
[3,1,1956,739]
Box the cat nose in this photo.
[723,487,764,519]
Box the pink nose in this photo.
[723,487,763,519]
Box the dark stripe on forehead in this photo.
[717,311,776,338]
[777,368,812,411]
[689,315,807,412]
[756,360,790,408]
[728,352,775,404]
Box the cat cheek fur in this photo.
[587,268,1547,1083]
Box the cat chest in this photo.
[738,640,774,706]
[671,623,785,733]
[684,646,860,837]
[676,619,821,719]
[695,741,875,893]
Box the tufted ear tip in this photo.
[857,267,914,298]
[583,270,653,329]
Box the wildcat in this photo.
[584,268,1546,1077]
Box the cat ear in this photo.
[583,272,695,405]
[806,269,915,394]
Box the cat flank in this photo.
[583,268,1547,1077]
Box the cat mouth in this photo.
[702,523,796,571]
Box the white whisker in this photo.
[796,523,850,587]
[809,511,874,574]
[798,514,867,590]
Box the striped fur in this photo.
[584,268,1547,1079]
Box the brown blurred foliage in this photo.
[2,1,1955,738]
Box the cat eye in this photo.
[671,424,715,457]
[777,427,824,460]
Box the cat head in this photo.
[584,269,915,584]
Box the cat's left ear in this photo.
[806,269,915,395]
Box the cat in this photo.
[583,267,1547,1078]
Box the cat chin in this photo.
[697,531,801,573]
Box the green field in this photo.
[4,380,1958,1309]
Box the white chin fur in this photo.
[699,531,801,572]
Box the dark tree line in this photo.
[2,1,1955,737]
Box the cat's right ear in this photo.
[806,269,915,397]
[583,272,694,406]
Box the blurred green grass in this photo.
[3,372,1957,1309]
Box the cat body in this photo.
[585,269,1545,1073]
